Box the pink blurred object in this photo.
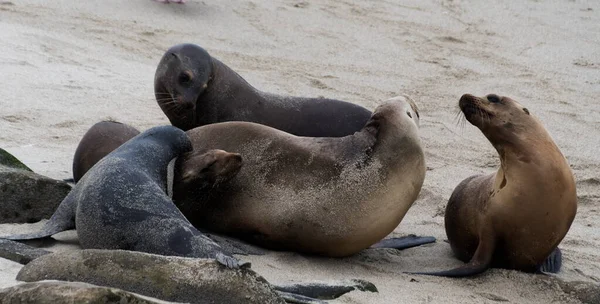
[154,0,186,3]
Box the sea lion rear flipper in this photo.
[370,235,436,250]
[273,279,377,300]
[406,229,495,277]
[1,192,77,241]
[537,247,562,274]
[276,291,327,304]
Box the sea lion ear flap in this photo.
[523,108,530,115]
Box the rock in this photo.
[557,280,600,304]
[0,148,32,171]
[0,165,71,223]
[17,249,286,304]
[0,239,51,264]
[0,281,170,304]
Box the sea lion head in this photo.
[174,149,243,190]
[155,44,213,131]
[361,95,422,161]
[459,94,536,145]
[367,95,420,136]
[141,125,193,155]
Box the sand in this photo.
[0,0,598,303]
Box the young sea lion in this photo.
[174,95,429,257]
[154,43,372,136]
[413,94,577,277]
[2,126,240,268]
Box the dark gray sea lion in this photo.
[65,121,269,255]
[2,126,239,267]
[154,43,372,136]
[411,94,577,277]
[72,121,140,182]
[176,95,430,257]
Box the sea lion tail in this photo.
[538,247,562,273]
[1,192,77,241]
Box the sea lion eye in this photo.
[179,71,193,84]
[406,111,412,118]
[486,94,501,103]
[523,108,530,115]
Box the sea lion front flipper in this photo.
[407,228,495,277]
[369,235,436,250]
[537,247,562,274]
[1,191,77,241]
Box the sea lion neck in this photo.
[494,130,570,190]
[200,58,265,123]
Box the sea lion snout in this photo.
[458,94,477,109]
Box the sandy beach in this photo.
[0,0,599,303]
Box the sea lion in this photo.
[173,95,428,257]
[412,94,577,277]
[154,43,372,136]
[2,126,240,268]
[72,121,140,182]
[68,120,262,254]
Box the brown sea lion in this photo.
[173,95,428,257]
[154,43,372,136]
[72,121,140,182]
[413,94,577,277]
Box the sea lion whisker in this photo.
[156,97,176,102]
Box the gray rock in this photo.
[0,239,51,264]
[17,249,285,304]
[0,148,32,171]
[0,281,170,304]
[0,165,72,224]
